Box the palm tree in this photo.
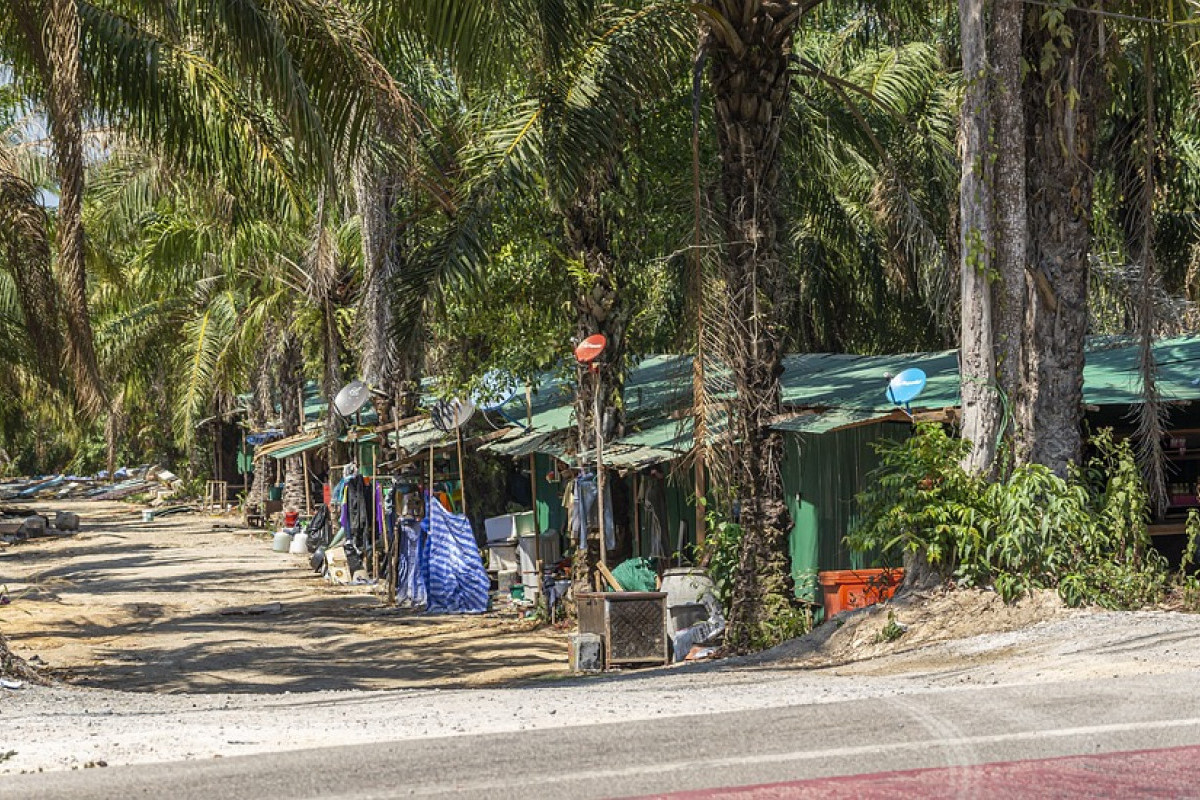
[0,0,411,419]
[415,0,691,432]
[694,0,805,650]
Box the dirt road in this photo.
[6,499,1200,781]
[0,500,565,693]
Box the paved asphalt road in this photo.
[6,670,1200,800]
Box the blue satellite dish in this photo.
[472,370,521,412]
[886,368,927,406]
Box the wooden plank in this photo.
[596,562,624,592]
[1149,522,1188,537]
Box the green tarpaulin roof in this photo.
[774,334,1200,421]
[774,408,905,434]
[262,433,328,460]
[250,335,1200,467]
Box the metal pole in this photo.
[594,367,606,569]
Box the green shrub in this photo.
[848,424,1171,609]
[696,513,743,610]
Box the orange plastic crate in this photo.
[818,568,905,618]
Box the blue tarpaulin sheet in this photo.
[424,498,489,614]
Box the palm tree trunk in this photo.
[46,0,105,415]
[567,171,628,454]
[705,1,798,652]
[355,159,422,446]
[355,159,401,394]
[565,170,627,594]
[280,334,306,512]
[248,350,275,507]
[992,0,1026,436]
[1017,7,1105,475]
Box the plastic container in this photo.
[484,514,518,544]
[496,569,519,593]
[284,510,300,528]
[518,531,561,572]
[272,531,293,552]
[521,570,541,599]
[488,542,519,572]
[141,510,155,522]
[268,485,284,502]
[818,568,905,618]
[289,532,308,554]
[661,568,715,607]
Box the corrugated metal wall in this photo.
[783,423,910,604]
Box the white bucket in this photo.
[272,531,293,552]
[289,532,308,554]
[141,510,155,522]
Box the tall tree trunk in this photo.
[958,0,1026,477]
[355,158,423,455]
[992,0,1027,437]
[280,334,306,512]
[46,0,105,415]
[957,0,1000,475]
[355,159,401,395]
[1017,6,1105,475]
[306,189,349,468]
[705,1,798,652]
[248,347,275,507]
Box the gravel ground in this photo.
[5,608,1200,775]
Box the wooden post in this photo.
[456,426,467,517]
[302,451,313,516]
[527,385,538,535]
[428,443,435,513]
[633,472,641,559]
[241,427,249,494]
[526,384,543,605]
[370,460,379,578]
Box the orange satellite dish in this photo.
[574,334,607,364]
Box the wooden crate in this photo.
[576,591,668,668]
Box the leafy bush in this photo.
[696,513,743,610]
[848,424,1172,609]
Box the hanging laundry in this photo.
[572,472,614,550]
[425,498,489,614]
[394,516,427,607]
[639,473,669,559]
